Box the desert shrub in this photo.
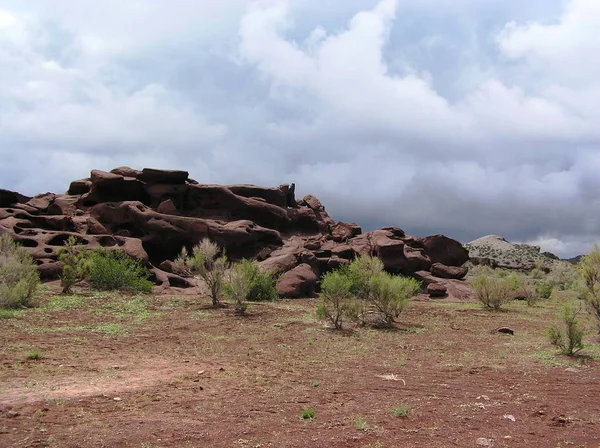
[366,272,421,327]
[316,270,353,329]
[471,275,514,310]
[516,279,539,307]
[345,254,384,300]
[224,262,252,314]
[577,245,600,331]
[180,238,228,306]
[548,303,585,356]
[237,259,278,302]
[529,268,545,280]
[0,234,40,309]
[87,249,153,292]
[549,261,579,291]
[57,236,91,293]
[535,281,554,300]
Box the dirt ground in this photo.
[1,285,600,448]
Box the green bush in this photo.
[0,234,40,309]
[367,272,420,327]
[87,249,153,292]
[316,270,354,329]
[346,254,384,300]
[548,261,579,291]
[548,303,585,356]
[471,275,514,310]
[535,281,554,300]
[577,245,600,331]
[224,262,252,314]
[238,259,278,302]
[178,238,228,306]
[57,236,91,293]
[316,255,420,329]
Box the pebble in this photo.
[113,397,122,402]
[503,414,516,422]
[476,438,493,446]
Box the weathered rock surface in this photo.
[431,262,468,280]
[276,264,318,298]
[465,235,560,271]
[423,235,469,267]
[1,166,468,292]
[427,282,447,298]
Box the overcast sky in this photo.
[1,0,598,257]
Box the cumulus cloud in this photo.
[0,0,599,257]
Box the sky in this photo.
[0,0,599,258]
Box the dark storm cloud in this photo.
[0,0,598,257]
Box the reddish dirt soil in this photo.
[1,286,599,448]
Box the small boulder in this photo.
[427,282,447,298]
[276,264,318,298]
[157,199,177,215]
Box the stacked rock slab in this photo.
[0,167,469,296]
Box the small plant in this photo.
[178,239,228,306]
[237,259,278,302]
[548,261,579,291]
[224,262,252,314]
[355,416,369,431]
[548,303,585,356]
[392,405,410,418]
[0,234,40,309]
[57,236,90,293]
[577,245,600,331]
[87,249,153,292]
[346,255,384,300]
[311,380,321,387]
[300,407,316,420]
[366,272,421,327]
[471,275,514,310]
[316,270,353,329]
[536,281,553,300]
[26,349,43,360]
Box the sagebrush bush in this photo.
[88,249,153,292]
[548,303,585,356]
[548,261,579,291]
[224,262,252,314]
[535,281,554,300]
[316,255,420,329]
[577,245,600,331]
[367,272,421,327]
[345,254,384,300]
[316,270,354,329]
[57,236,90,293]
[180,238,228,306]
[471,275,514,310]
[0,234,40,309]
[238,259,278,302]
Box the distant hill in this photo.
[464,235,558,270]
[567,255,583,265]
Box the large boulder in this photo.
[227,185,287,208]
[422,235,469,267]
[331,222,362,242]
[350,229,413,274]
[276,264,318,298]
[137,168,189,184]
[431,262,468,280]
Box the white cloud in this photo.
[1,0,599,258]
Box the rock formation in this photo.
[465,235,555,271]
[0,167,470,296]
